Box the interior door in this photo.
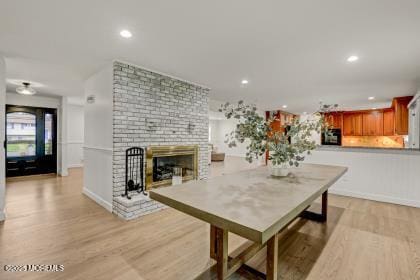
[5,105,57,177]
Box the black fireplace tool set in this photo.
[122,147,147,199]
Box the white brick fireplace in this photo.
[84,61,210,220]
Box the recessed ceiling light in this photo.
[120,30,132,38]
[241,79,249,85]
[368,96,375,100]
[282,105,288,109]
[347,55,359,62]
[372,108,377,110]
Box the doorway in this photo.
[5,105,57,177]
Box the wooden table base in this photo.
[205,190,328,280]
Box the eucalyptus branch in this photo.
[219,100,334,166]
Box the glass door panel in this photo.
[45,113,53,155]
[6,112,36,157]
[5,105,57,177]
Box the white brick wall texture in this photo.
[112,61,209,219]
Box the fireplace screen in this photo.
[153,154,194,182]
[146,145,198,189]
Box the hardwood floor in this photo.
[1,157,420,280]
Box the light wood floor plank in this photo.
[1,157,420,279]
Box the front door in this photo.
[5,105,57,177]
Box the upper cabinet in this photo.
[343,113,363,136]
[327,96,412,137]
[362,111,383,136]
[324,112,343,129]
[266,110,296,133]
[392,96,413,135]
[383,109,395,136]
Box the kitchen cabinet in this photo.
[392,96,413,135]
[324,112,342,129]
[362,111,383,136]
[383,109,395,136]
[343,113,363,136]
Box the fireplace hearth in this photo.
[146,145,198,189]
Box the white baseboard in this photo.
[330,188,420,208]
[68,163,84,168]
[57,168,69,177]
[82,187,113,212]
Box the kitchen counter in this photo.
[317,145,420,155]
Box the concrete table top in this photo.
[150,163,347,243]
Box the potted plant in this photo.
[219,101,336,177]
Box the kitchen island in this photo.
[318,145,420,155]
[306,146,420,208]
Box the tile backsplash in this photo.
[342,136,404,148]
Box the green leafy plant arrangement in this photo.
[219,101,337,167]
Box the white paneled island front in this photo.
[307,146,420,208]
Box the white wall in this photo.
[307,149,420,208]
[6,92,60,108]
[83,64,113,212]
[0,56,6,221]
[408,93,420,149]
[57,96,68,176]
[210,118,250,157]
[209,109,265,158]
[67,104,84,167]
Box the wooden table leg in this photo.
[210,225,216,260]
[266,232,278,280]
[214,226,228,280]
[322,190,328,221]
[300,190,328,222]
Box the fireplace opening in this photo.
[146,145,198,189]
[153,154,194,182]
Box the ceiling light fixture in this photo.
[241,79,249,85]
[347,55,359,62]
[368,96,375,100]
[372,108,377,110]
[16,82,36,95]
[282,105,288,109]
[120,30,132,38]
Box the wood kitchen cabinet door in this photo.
[343,113,363,136]
[335,113,343,129]
[383,109,395,136]
[363,111,384,136]
[324,112,343,129]
[392,96,413,135]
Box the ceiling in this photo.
[1,0,420,113]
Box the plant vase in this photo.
[270,164,290,177]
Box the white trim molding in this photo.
[67,141,84,145]
[330,189,420,208]
[0,210,5,222]
[83,146,113,153]
[82,187,113,212]
[68,163,84,168]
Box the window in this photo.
[6,112,36,157]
